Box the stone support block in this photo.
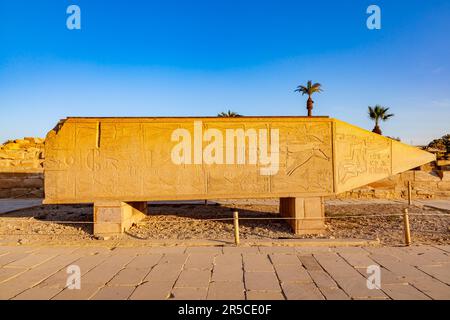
[93,201,148,235]
[279,197,325,235]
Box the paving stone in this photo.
[385,247,450,267]
[110,247,152,256]
[338,253,378,269]
[269,254,301,265]
[319,286,350,300]
[185,253,214,270]
[409,277,450,299]
[314,253,361,279]
[2,245,449,300]
[72,247,113,256]
[258,247,295,254]
[129,281,174,300]
[418,265,450,285]
[5,253,57,269]
[0,254,82,299]
[159,253,188,265]
[207,281,245,300]
[0,253,29,267]
[0,247,12,255]
[314,253,388,299]
[171,287,208,300]
[333,247,369,255]
[297,255,323,271]
[354,267,408,285]
[81,254,136,285]
[308,270,338,288]
[175,269,211,288]
[382,284,431,300]
[212,264,243,282]
[281,282,324,300]
[246,291,284,300]
[126,254,162,269]
[214,254,242,266]
[274,264,312,283]
[222,247,259,254]
[91,286,135,300]
[337,278,389,299]
[185,247,223,254]
[144,263,183,282]
[0,267,27,284]
[243,254,273,272]
[369,253,430,281]
[295,247,332,254]
[435,245,450,253]
[244,272,281,291]
[147,247,186,254]
[52,283,101,300]
[13,287,62,300]
[33,247,78,255]
[108,268,150,286]
[37,254,108,288]
[363,247,402,257]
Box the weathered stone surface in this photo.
[440,171,450,181]
[438,182,450,190]
[44,117,434,205]
[175,270,211,288]
[129,281,174,300]
[244,272,281,291]
[0,138,44,198]
[207,281,245,300]
[281,282,324,300]
[246,291,285,300]
[36,117,436,234]
[415,171,441,182]
[171,287,208,300]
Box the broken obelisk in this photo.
[43,117,435,235]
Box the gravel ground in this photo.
[0,201,448,246]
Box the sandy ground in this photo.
[0,200,448,246]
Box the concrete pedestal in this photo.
[93,201,148,235]
[279,197,325,235]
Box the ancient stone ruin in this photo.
[0,137,44,198]
[43,117,435,235]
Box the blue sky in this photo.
[0,0,449,145]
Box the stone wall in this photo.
[0,138,44,198]
[333,170,450,200]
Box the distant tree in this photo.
[218,110,242,117]
[368,105,394,135]
[295,80,323,117]
[387,136,401,141]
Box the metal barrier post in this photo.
[403,208,411,246]
[233,211,240,246]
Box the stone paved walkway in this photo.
[416,200,450,212]
[0,245,449,300]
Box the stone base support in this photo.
[93,201,148,235]
[279,197,325,235]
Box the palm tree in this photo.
[218,110,242,117]
[368,105,394,135]
[295,80,323,116]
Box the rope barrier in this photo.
[0,212,448,225]
[0,206,448,247]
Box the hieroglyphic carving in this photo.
[44,117,434,203]
[271,121,333,193]
[334,120,391,193]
